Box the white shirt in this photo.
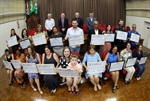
[45,18,55,30]
[95,30,98,35]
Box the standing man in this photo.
[73,12,83,29]
[65,19,84,53]
[45,13,55,36]
[86,12,97,31]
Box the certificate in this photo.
[50,37,63,46]
[139,57,147,65]
[7,35,18,47]
[91,35,105,45]
[130,33,140,43]
[20,39,31,49]
[116,31,127,41]
[22,63,38,73]
[11,60,21,69]
[104,34,115,42]
[32,34,47,46]
[126,58,137,67]
[69,34,84,46]
[58,69,79,77]
[109,61,124,72]
[3,60,13,70]
[37,64,56,75]
[87,61,106,74]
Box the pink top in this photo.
[67,63,83,73]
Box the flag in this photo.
[26,1,30,15]
[30,0,34,14]
[34,0,38,14]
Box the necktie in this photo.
[62,19,64,28]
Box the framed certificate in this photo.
[104,34,115,42]
[109,61,124,72]
[91,35,105,45]
[58,69,79,77]
[7,35,18,47]
[22,63,38,73]
[126,58,137,67]
[37,64,56,75]
[50,37,63,46]
[69,34,84,46]
[11,60,21,69]
[32,34,47,46]
[116,31,127,41]
[139,57,147,65]
[87,61,106,74]
[130,33,140,43]
[20,39,31,49]
[3,60,13,70]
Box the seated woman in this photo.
[82,45,102,91]
[14,49,26,88]
[42,45,59,93]
[120,42,135,84]
[104,45,120,93]
[133,44,146,80]
[26,46,43,94]
[66,55,83,95]
[4,49,14,86]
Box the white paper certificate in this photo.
[116,31,127,40]
[20,39,31,49]
[7,36,18,47]
[50,37,63,46]
[87,61,106,74]
[3,60,13,70]
[22,63,38,73]
[32,34,47,46]
[58,69,79,77]
[11,60,21,69]
[69,34,84,46]
[139,57,147,65]
[37,64,56,75]
[126,58,137,67]
[91,35,105,45]
[130,33,140,43]
[104,34,115,42]
[109,61,124,72]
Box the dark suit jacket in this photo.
[58,18,68,32]
[73,17,83,29]
[88,28,102,43]
[86,17,97,30]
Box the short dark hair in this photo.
[45,45,54,53]
[10,28,17,37]
[5,49,10,54]
[72,19,78,23]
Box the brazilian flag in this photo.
[34,0,38,14]
[30,0,34,14]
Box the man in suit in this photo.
[73,12,83,29]
[88,21,102,51]
[58,13,68,35]
[86,12,97,31]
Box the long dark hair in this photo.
[106,24,112,33]
[27,46,37,59]
[36,24,43,33]
[10,28,17,37]
[44,45,54,54]
[5,49,11,55]
[136,44,143,52]
[88,45,96,54]
[21,29,29,38]
[109,45,118,54]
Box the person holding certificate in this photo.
[104,45,120,93]
[127,24,140,50]
[42,45,59,93]
[4,49,14,86]
[50,26,64,56]
[14,49,26,88]
[99,25,112,57]
[66,55,83,95]
[82,45,102,91]
[26,46,43,94]
[120,42,135,84]
[133,44,146,80]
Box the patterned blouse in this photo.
[120,49,132,62]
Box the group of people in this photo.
[4,12,146,95]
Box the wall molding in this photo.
[0,12,25,17]
[126,8,150,11]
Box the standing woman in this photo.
[82,45,103,91]
[26,46,43,94]
[14,49,26,88]
[120,42,135,84]
[133,44,146,80]
[50,26,64,56]
[99,25,112,57]
[104,45,120,93]
[4,49,14,86]
[42,45,59,93]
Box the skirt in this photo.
[14,68,25,84]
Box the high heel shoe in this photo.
[38,89,43,94]
[112,86,116,93]
[31,86,37,91]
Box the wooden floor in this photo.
[0,56,150,101]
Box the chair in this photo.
[82,24,88,34]
[103,24,107,30]
[126,26,130,32]
[68,24,72,28]
[71,52,80,58]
